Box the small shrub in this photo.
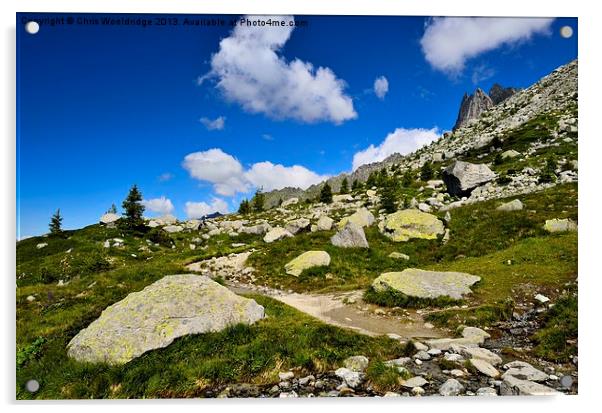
[17,337,46,369]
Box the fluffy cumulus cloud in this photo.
[200,15,356,124]
[420,17,554,74]
[200,116,226,131]
[245,161,329,192]
[352,128,440,171]
[182,148,328,196]
[185,198,229,219]
[182,149,249,196]
[373,76,389,99]
[142,196,174,215]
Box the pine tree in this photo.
[340,177,349,194]
[366,171,377,188]
[49,209,63,235]
[122,185,145,227]
[402,170,413,187]
[320,182,333,204]
[252,189,265,212]
[380,184,397,213]
[238,199,251,214]
[107,203,117,214]
[351,179,361,191]
[420,162,434,181]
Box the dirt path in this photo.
[230,284,443,339]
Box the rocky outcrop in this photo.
[67,275,265,364]
[442,161,497,197]
[453,88,494,131]
[372,269,481,300]
[488,84,519,105]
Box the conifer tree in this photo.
[49,209,63,235]
[339,177,349,194]
[122,185,145,227]
[420,161,434,181]
[351,179,361,191]
[380,184,397,213]
[107,203,117,214]
[252,189,265,212]
[238,199,251,214]
[320,182,333,204]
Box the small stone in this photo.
[36,243,48,249]
[413,341,428,351]
[534,294,550,304]
[388,252,410,260]
[335,367,363,388]
[278,371,294,381]
[476,387,497,396]
[402,376,428,388]
[383,391,401,397]
[414,350,431,361]
[439,378,464,396]
[26,295,35,302]
[411,386,425,396]
[344,355,369,372]
[450,369,465,378]
[470,358,500,378]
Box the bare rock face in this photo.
[453,88,494,131]
[442,161,496,197]
[488,83,519,105]
[67,275,265,365]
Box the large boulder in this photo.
[316,215,334,231]
[100,213,120,225]
[496,199,523,212]
[284,251,331,277]
[442,161,496,197]
[263,227,293,243]
[285,218,311,234]
[379,210,445,242]
[67,274,265,364]
[331,222,369,248]
[163,225,183,233]
[338,207,375,229]
[372,269,481,300]
[240,223,271,235]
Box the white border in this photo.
[2,1,600,413]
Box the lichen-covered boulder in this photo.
[372,269,481,300]
[263,227,294,243]
[496,199,523,212]
[163,225,183,233]
[284,251,331,277]
[331,222,369,248]
[379,210,445,242]
[67,274,265,365]
[338,207,375,229]
[543,218,577,233]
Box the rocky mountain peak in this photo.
[488,83,519,105]
[453,87,494,131]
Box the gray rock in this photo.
[36,243,48,249]
[453,88,494,131]
[334,367,363,388]
[442,161,496,197]
[402,376,428,388]
[278,371,294,381]
[263,227,294,243]
[452,345,501,365]
[502,361,548,382]
[338,207,375,229]
[331,222,369,248]
[470,359,500,378]
[285,218,311,234]
[163,225,183,233]
[240,223,271,235]
[501,149,520,159]
[476,387,498,396]
[496,199,523,212]
[67,275,265,364]
[372,269,481,300]
[344,355,369,372]
[316,215,334,231]
[439,378,464,396]
[281,197,299,208]
[500,374,558,395]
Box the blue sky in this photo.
[16,14,577,238]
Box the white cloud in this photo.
[352,128,440,171]
[200,116,226,130]
[374,76,389,99]
[142,196,174,215]
[185,198,229,219]
[201,15,356,124]
[471,63,496,85]
[182,148,328,195]
[245,161,329,192]
[420,17,554,74]
[182,149,249,196]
